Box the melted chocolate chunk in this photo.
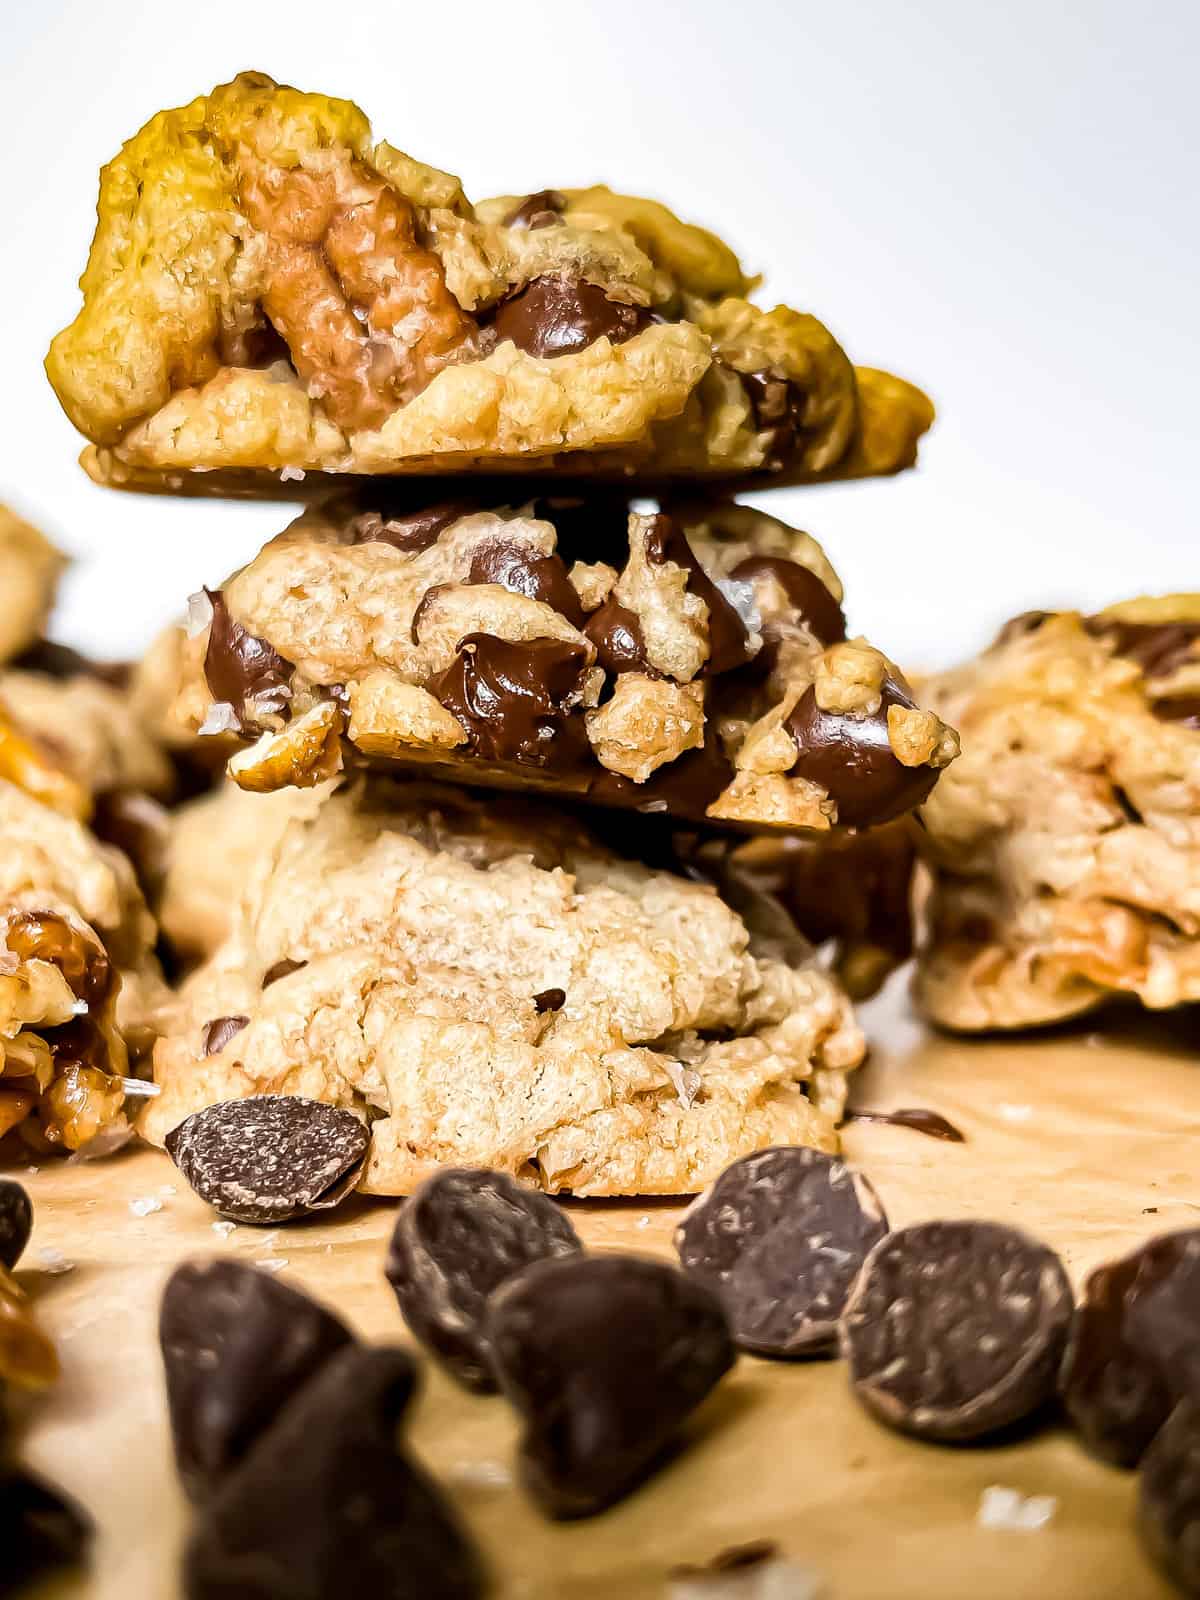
[675,1147,889,1358]
[1087,617,1200,678]
[731,555,847,647]
[845,1107,965,1143]
[5,910,112,1009]
[740,368,812,467]
[166,1096,369,1225]
[504,189,567,229]
[841,1220,1073,1442]
[583,597,657,677]
[0,1178,32,1270]
[1061,1229,1200,1466]
[184,1345,485,1600]
[347,500,477,553]
[489,274,651,360]
[2,1468,92,1593]
[200,1016,249,1057]
[430,633,590,769]
[385,1168,582,1391]
[590,732,735,817]
[203,590,294,728]
[786,676,939,828]
[467,539,585,627]
[160,1260,354,1501]
[262,958,307,989]
[643,514,753,675]
[1139,1400,1200,1597]
[487,1254,733,1518]
[533,987,565,1013]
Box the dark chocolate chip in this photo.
[5,910,112,1008]
[487,1253,733,1518]
[1061,1229,1200,1466]
[675,1147,888,1358]
[262,958,307,989]
[200,1016,249,1057]
[671,1541,781,1579]
[467,539,585,628]
[347,501,477,553]
[385,1168,582,1391]
[730,555,847,647]
[786,676,940,829]
[1152,695,1200,729]
[1086,617,1200,679]
[643,515,752,675]
[589,731,735,817]
[583,597,657,678]
[504,190,567,230]
[184,1345,485,1600]
[840,1220,1073,1442]
[845,1108,965,1143]
[165,1096,370,1225]
[160,1260,354,1501]
[430,633,591,770]
[203,590,294,730]
[533,988,565,1014]
[1,1468,92,1592]
[0,1178,32,1271]
[489,274,650,360]
[740,368,812,467]
[1138,1400,1200,1597]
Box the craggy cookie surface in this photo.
[917,600,1200,1027]
[142,779,865,1196]
[176,493,957,831]
[48,72,932,492]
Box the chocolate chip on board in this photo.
[840,1220,1074,1442]
[1,1467,93,1593]
[674,1147,889,1358]
[160,1260,354,1501]
[185,1345,485,1600]
[165,1096,369,1225]
[0,1178,33,1270]
[1139,1400,1200,1598]
[1061,1229,1200,1466]
[385,1168,582,1391]
[487,1254,734,1518]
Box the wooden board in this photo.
[12,984,1198,1599]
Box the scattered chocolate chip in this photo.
[1138,1400,1200,1597]
[487,1254,733,1517]
[675,1147,888,1358]
[583,597,658,678]
[731,555,847,647]
[1,1468,92,1592]
[1061,1229,1200,1466]
[203,590,294,729]
[430,633,591,769]
[643,515,753,675]
[845,1108,965,1143]
[467,538,585,627]
[5,910,112,1009]
[489,274,651,360]
[0,1178,32,1270]
[504,189,567,229]
[1086,617,1200,679]
[347,501,477,553]
[165,1096,370,1225]
[385,1168,582,1391]
[200,1016,249,1057]
[533,987,565,1014]
[841,1220,1073,1441]
[786,676,939,828]
[262,958,307,989]
[670,1540,781,1579]
[160,1260,354,1501]
[184,1345,485,1600]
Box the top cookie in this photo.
[46,72,932,495]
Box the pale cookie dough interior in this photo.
[142,778,865,1195]
[916,601,1200,1028]
[48,71,932,491]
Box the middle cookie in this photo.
[176,494,958,832]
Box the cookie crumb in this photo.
[211,1221,236,1238]
[977,1485,1057,1531]
[129,1195,164,1218]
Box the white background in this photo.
[2,0,1196,669]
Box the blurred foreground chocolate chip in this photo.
[1139,1401,1200,1597]
[184,1345,484,1600]
[487,1254,733,1518]
[386,1168,582,1391]
[675,1147,888,1357]
[840,1220,1073,1441]
[165,1096,369,1224]
[1,1467,92,1592]
[0,1179,32,1270]
[160,1260,354,1501]
[1061,1229,1200,1466]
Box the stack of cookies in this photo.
[29,70,963,1194]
